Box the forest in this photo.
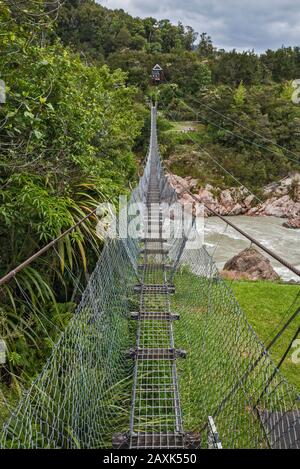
[56,0,300,189]
[0,0,300,411]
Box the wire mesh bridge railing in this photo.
[0,104,300,449]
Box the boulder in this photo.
[167,173,197,194]
[248,195,300,218]
[220,189,234,207]
[222,248,280,281]
[167,171,300,220]
[263,173,300,198]
[244,195,255,209]
[229,203,244,216]
[198,188,216,205]
[283,217,300,229]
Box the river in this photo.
[204,216,300,282]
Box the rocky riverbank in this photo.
[168,172,300,229]
[221,247,280,281]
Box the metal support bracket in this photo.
[130,311,180,321]
[112,432,130,449]
[134,284,175,294]
[126,348,187,360]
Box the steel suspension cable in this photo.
[160,94,300,374]
[183,94,300,165]
[0,208,98,287]
[157,92,300,277]
[165,168,300,278]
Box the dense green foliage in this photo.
[57,0,197,58]
[0,0,299,409]
[162,81,300,189]
[54,0,300,191]
[0,0,142,389]
[56,1,300,86]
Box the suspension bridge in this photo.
[0,103,300,449]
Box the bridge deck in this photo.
[129,109,184,448]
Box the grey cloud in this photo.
[103,0,300,52]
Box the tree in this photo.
[261,47,300,82]
[198,33,214,58]
[211,50,266,86]
[116,26,132,49]
[234,81,247,106]
[131,34,146,51]
[184,26,198,51]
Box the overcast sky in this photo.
[100,0,300,53]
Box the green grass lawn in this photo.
[229,280,300,391]
[172,272,300,447]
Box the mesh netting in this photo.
[0,105,299,449]
[173,244,300,448]
[0,239,137,448]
